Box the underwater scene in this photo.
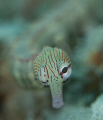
[0,0,103,120]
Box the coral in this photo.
[91,94,103,120]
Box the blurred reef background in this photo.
[0,0,103,120]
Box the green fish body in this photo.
[33,46,72,108]
[11,46,72,108]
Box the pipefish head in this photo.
[33,46,72,109]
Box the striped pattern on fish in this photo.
[33,46,72,108]
[11,46,72,109]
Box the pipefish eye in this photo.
[59,63,72,81]
[62,67,68,73]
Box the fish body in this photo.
[11,46,72,108]
[33,46,72,108]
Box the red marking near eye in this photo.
[44,74,46,77]
[68,64,71,68]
